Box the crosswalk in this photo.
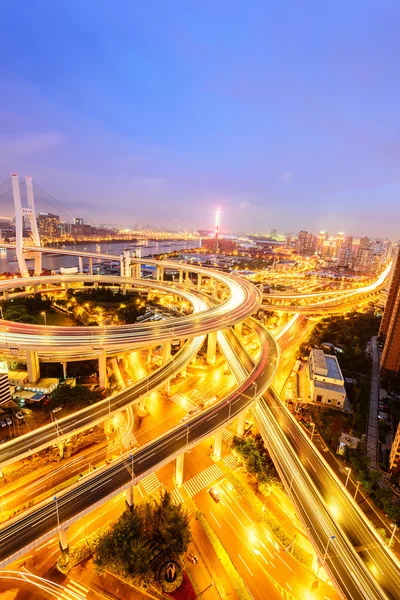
[184,464,224,497]
[222,428,233,442]
[140,472,162,496]
[122,430,139,449]
[170,488,185,506]
[59,579,89,599]
[223,454,240,470]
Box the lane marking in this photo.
[238,553,254,576]
[209,511,222,529]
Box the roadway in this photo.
[0,320,279,567]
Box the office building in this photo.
[354,247,374,274]
[380,248,400,378]
[316,231,328,255]
[308,348,346,408]
[297,230,317,255]
[38,213,60,240]
[335,232,344,257]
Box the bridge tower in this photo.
[11,173,42,277]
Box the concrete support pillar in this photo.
[234,322,243,338]
[94,281,99,289]
[126,485,134,508]
[213,279,218,298]
[181,365,187,378]
[176,453,184,489]
[3,291,9,301]
[26,350,40,383]
[185,270,190,286]
[34,253,42,276]
[197,274,202,290]
[99,350,107,388]
[164,378,171,395]
[62,362,67,379]
[139,396,147,412]
[212,429,223,461]
[78,256,83,274]
[237,411,246,437]
[88,257,93,276]
[120,259,124,276]
[59,527,69,553]
[162,342,171,364]
[123,250,131,278]
[121,284,127,295]
[63,282,69,292]
[57,440,64,458]
[179,269,183,284]
[146,348,152,364]
[104,418,113,436]
[33,284,39,294]
[207,331,217,366]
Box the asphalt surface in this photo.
[0,321,279,567]
[254,390,400,600]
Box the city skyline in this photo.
[1,3,400,236]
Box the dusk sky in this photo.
[1,2,399,237]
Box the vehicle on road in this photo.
[0,420,6,428]
[209,487,220,502]
[52,406,63,414]
[15,412,24,420]
[5,418,12,426]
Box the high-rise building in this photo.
[316,231,328,255]
[389,420,400,472]
[74,217,84,226]
[354,247,374,273]
[335,232,344,257]
[380,248,400,378]
[297,230,317,255]
[38,213,60,240]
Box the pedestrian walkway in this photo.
[184,464,224,497]
[170,488,185,506]
[122,430,139,449]
[221,427,233,442]
[223,454,240,470]
[59,579,89,599]
[140,472,161,496]
[366,336,379,468]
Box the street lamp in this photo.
[323,535,335,563]
[345,467,351,488]
[41,311,47,326]
[54,495,60,531]
[390,524,397,547]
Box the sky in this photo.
[0,1,400,237]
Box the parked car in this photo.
[15,412,24,420]
[52,406,63,414]
[209,487,220,502]
[5,417,12,426]
[43,398,52,406]
[0,420,6,428]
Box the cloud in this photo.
[280,170,293,182]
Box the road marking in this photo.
[207,413,219,421]
[209,511,222,528]
[137,452,155,464]
[140,472,161,496]
[170,488,185,506]
[223,454,240,470]
[183,464,224,497]
[221,428,233,441]
[286,582,293,591]
[274,551,293,571]
[306,457,316,472]
[238,553,254,576]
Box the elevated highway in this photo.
[0,319,278,568]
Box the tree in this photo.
[94,491,191,583]
[49,384,102,408]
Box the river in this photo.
[0,240,198,274]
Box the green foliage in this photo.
[94,491,191,583]
[232,434,279,486]
[2,294,52,323]
[49,384,103,408]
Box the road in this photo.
[0,320,279,567]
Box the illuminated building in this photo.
[308,348,346,408]
[297,230,317,255]
[380,247,400,378]
[335,232,344,257]
[201,237,237,252]
[337,236,354,268]
[74,217,84,225]
[316,231,328,254]
[0,361,11,406]
[38,212,60,240]
[389,421,400,472]
[214,208,221,253]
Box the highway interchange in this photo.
[0,246,398,599]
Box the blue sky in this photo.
[0,1,399,237]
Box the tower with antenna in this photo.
[214,207,221,254]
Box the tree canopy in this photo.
[94,490,191,582]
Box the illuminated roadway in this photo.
[0,320,279,568]
[0,249,397,599]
